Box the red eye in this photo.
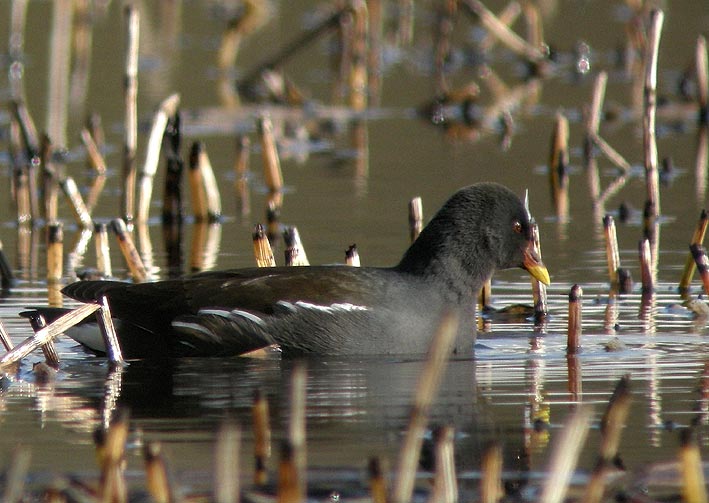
[513,221,523,234]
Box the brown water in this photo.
[2,0,709,500]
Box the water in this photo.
[2,0,709,500]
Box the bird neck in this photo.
[395,227,493,300]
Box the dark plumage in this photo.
[57,182,550,358]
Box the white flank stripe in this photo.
[294,301,369,313]
[228,309,266,326]
[172,321,216,337]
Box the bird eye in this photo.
[513,220,523,234]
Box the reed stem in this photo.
[137,93,181,223]
[643,9,664,218]
[122,5,140,227]
[98,296,124,364]
[480,442,503,503]
[253,223,276,267]
[603,215,621,287]
[215,420,241,503]
[567,285,582,355]
[346,244,361,266]
[539,405,594,503]
[392,312,459,503]
[680,209,709,293]
[409,196,423,242]
[253,389,271,486]
[111,218,148,282]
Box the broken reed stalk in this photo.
[599,375,632,460]
[643,201,658,258]
[0,320,13,351]
[253,223,276,267]
[8,0,27,93]
[346,244,361,266]
[144,442,172,503]
[277,441,300,503]
[162,112,184,225]
[409,196,423,242]
[85,170,107,216]
[549,112,569,220]
[680,209,709,293]
[80,128,107,176]
[349,0,368,111]
[2,446,31,503]
[368,0,384,104]
[136,222,155,278]
[0,302,100,366]
[111,218,148,282]
[97,296,124,364]
[585,71,631,189]
[0,240,14,290]
[137,93,181,223]
[81,128,106,214]
[523,2,543,52]
[100,410,129,503]
[26,313,60,367]
[334,10,354,104]
[369,457,388,503]
[59,177,93,228]
[9,120,32,225]
[258,115,284,195]
[643,9,664,218]
[253,389,271,486]
[567,284,582,355]
[479,2,521,52]
[188,142,222,222]
[46,0,72,148]
[593,134,633,174]
[581,376,632,503]
[430,425,458,503]
[288,363,307,503]
[531,222,548,321]
[187,142,208,222]
[215,420,241,503]
[9,102,40,222]
[478,279,492,312]
[697,36,708,124]
[461,0,546,64]
[239,8,346,91]
[603,215,621,287]
[432,0,455,96]
[94,222,113,277]
[46,222,63,283]
[267,198,281,243]
[679,428,708,503]
[284,226,309,266]
[539,405,594,503]
[480,442,503,503]
[87,112,105,150]
[392,311,460,503]
[690,244,709,296]
[9,99,40,161]
[234,135,251,216]
[122,5,140,226]
[639,238,654,294]
[40,135,59,222]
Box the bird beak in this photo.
[522,243,550,285]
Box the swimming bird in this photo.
[55,182,549,358]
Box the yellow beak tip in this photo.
[529,265,551,286]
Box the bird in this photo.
[48,182,549,358]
